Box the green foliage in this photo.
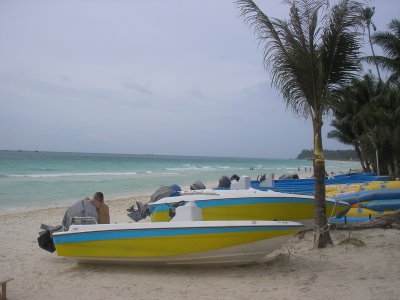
[328,73,383,173]
[329,76,400,177]
[236,0,363,120]
[364,19,400,83]
[236,0,365,247]
[296,149,358,160]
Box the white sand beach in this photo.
[1,196,400,300]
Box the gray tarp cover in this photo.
[190,180,206,190]
[218,176,231,188]
[150,185,175,202]
[62,198,98,229]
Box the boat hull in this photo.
[327,181,400,197]
[149,189,349,225]
[360,199,400,211]
[332,188,400,204]
[52,221,303,265]
[345,207,392,217]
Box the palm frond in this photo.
[236,0,315,117]
[320,0,363,98]
[236,0,363,120]
[363,18,400,83]
[363,55,399,73]
[372,31,400,59]
[388,19,400,37]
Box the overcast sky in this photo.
[0,0,399,158]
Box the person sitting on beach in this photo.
[90,192,110,224]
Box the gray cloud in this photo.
[188,90,207,100]
[59,74,71,82]
[0,0,397,158]
[122,83,153,96]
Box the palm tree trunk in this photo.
[387,160,394,179]
[354,144,367,172]
[366,160,372,173]
[359,143,371,172]
[357,140,372,173]
[367,25,382,81]
[394,154,399,178]
[312,119,333,248]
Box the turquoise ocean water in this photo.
[0,150,360,212]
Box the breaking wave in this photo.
[7,172,138,178]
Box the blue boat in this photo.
[332,189,400,205]
[360,199,400,211]
[251,172,389,195]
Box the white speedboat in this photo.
[147,188,349,227]
[52,220,304,265]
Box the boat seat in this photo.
[230,176,251,190]
[71,216,97,225]
[259,173,275,187]
[0,277,13,300]
[171,202,202,222]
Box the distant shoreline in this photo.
[1,149,361,162]
[0,149,292,160]
[296,149,358,161]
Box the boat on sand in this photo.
[52,220,304,265]
[147,188,350,227]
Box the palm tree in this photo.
[354,75,384,175]
[328,101,370,172]
[236,0,363,247]
[364,19,400,83]
[362,85,400,177]
[359,6,381,80]
[330,74,382,174]
[330,72,400,178]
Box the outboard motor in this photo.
[231,174,240,182]
[150,184,181,202]
[279,174,299,180]
[127,201,151,222]
[38,198,99,253]
[190,180,206,190]
[37,224,63,253]
[62,198,98,230]
[218,175,231,188]
[169,184,182,195]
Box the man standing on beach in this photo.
[91,192,110,224]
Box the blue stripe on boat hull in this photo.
[53,225,301,244]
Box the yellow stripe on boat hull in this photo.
[55,229,299,258]
[326,181,400,196]
[151,202,347,223]
[345,207,392,218]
